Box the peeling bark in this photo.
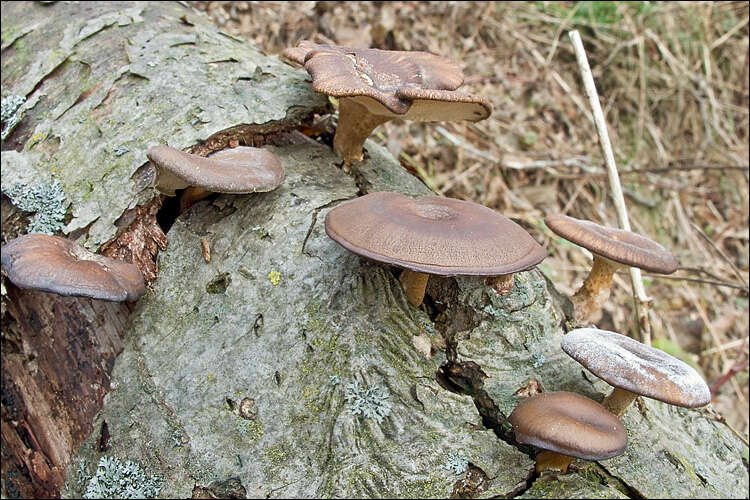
[1,284,132,498]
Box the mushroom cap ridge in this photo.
[562,328,711,408]
[146,145,284,194]
[1,234,145,302]
[509,391,627,461]
[545,214,678,274]
[325,192,546,276]
[285,41,491,119]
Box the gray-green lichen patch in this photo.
[78,455,162,499]
[1,94,25,139]
[3,179,67,234]
[63,142,534,499]
[1,2,327,250]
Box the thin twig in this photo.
[569,29,653,345]
[710,359,750,396]
[701,337,749,356]
[705,407,750,448]
[691,222,749,288]
[687,286,747,406]
[640,273,749,293]
[620,164,749,174]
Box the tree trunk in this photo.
[2,2,747,499]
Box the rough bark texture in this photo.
[1,2,326,497]
[1,2,748,499]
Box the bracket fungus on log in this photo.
[325,191,546,307]
[1,234,145,302]
[561,328,711,418]
[545,214,678,326]
[509,391,627,474]
[146,145,285,209]
[282,41,492,168]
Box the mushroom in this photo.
[325,192,546,307]
[1,234,145,301]
[544,214,678,325]
[561,327,711,418]
[282,42,492,168]
[146,145,285,209]
[509,391,627,473]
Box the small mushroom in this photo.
[0,234,145,301]
[544,214,678,325]
[146,145,284,209]
[282,42,491,168]
[561,327,711,418]
[325,192,546,307]
[509,391,627,474]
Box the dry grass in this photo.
[193,1,749,438]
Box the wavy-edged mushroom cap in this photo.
[545,214,678,274]
[1,234,145,301]
[325,192,546,276]
[146,145,284,196]
[285,41,491,120]
[509,391,627,461]
[562,328,711,408]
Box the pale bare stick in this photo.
[568,30,653,345]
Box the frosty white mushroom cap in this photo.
[561,328,711,408]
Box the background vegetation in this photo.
[193,1,749,438]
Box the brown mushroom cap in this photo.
[284,41,491,119]
[1,234,145,301]
[562,328,711,408]
[509,391,627,461]
[146,145,284,196]
[325,192,546,276]
[545,214,678,274]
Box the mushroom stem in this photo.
[603,387,639,418]
[180,187,212,212]
[399,269,430,307]
[486,274,515,296]
[571,255,621,326]
[535,450,574,474]
[333,98,390,168]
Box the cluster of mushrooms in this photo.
[0,41,711,478]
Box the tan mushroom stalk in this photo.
[561,328,711,418]
[146,145,285,210]
[544,214,678,326]
[509,391,627,474]
[325,192,546,308]
[282,42,492,168]
[1,234,145,302]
